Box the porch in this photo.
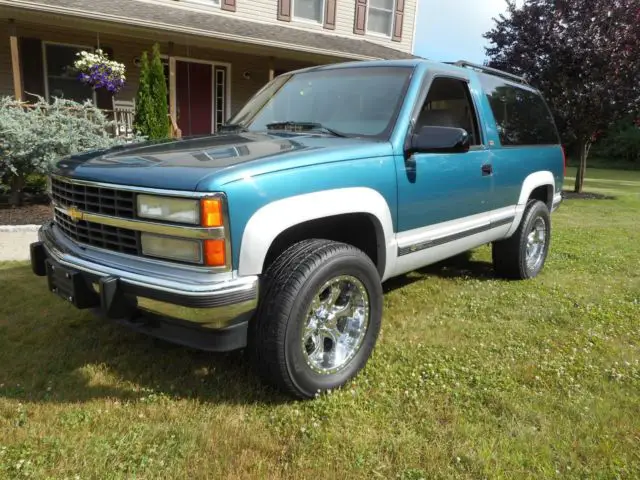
[1,13,354,139]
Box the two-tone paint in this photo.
[51,59,565,285]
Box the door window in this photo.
[416,76,482,146]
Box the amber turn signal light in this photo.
[204,239,226,267]
[201,198,223,227]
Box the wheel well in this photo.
[529,185,553,210]
[263,213,385,277]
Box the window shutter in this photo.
[353,0,367,35]
[324,0,337,30]
[392,0,405,42]
[19,37,45,100]
[277,0,291,21]
[221,0,236,12]
[95,45,115,110]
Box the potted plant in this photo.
[74,49,126,94]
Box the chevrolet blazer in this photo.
[30,59,564,399]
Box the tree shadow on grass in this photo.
[383,251,497,294]
[0,265,290,406]
[0,252,499,406]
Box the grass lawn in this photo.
[1,170,639,479]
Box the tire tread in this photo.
[492,199,550,279]
[252,239,378,398]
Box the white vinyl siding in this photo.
[145,0,417,53]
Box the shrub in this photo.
[0,95,126,206]
[133,43,170,140]
[591,117,640,165]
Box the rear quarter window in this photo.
[478,73,560,146]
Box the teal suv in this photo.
[30,59,564,398]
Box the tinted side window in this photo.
[478,74,559,146]
[416,77,482,146]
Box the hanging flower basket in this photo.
[74,49,126,94]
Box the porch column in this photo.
[168,42,178,135]
[8,20,23,101]
[268,56,275,81]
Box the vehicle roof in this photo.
[291,58,537,92]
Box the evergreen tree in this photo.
[133,51,151,137]
[133,44,170,140]
[148,43,170,139]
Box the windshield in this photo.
[228,66,414,139]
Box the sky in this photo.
[413,0,519,64]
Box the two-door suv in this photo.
[30,59,564,399]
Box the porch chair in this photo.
[112,98,136,140]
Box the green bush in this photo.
[133,43,170,140]
[0,95,126,206]
[590,117,640,166]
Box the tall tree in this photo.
[148,43,170,139]
[133,44,170,140]
[484,0,640,192]
[133,51,151,137]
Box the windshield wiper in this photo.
[218,123,248,133]
[265,121,348,138]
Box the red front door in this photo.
[176,61,212,136]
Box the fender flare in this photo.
[238,187,396,279]
[506,170,555,237]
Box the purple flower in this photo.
[78,61,125,94]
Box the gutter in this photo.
[1,0,382,62]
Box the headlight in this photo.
[141,233,202,264]
[137,195,199,224]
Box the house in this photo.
[1,0,418,137]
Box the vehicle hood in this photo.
[53,132,393,191]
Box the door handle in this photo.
[482,164,493,176]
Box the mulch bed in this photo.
[562,190,616,200]
[0,202,53,226]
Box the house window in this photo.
[293,0,324,23]
[43,43,96,104]
[367,0,394,37]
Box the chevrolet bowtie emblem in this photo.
[67,206,84,223]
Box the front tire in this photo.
[251,239,383,399]
[492,199,551,280]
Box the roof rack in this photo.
[447,60,529,85]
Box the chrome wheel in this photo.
[301,275,370,375]
[526,216,547,271]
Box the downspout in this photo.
[411,0,420,54]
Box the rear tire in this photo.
[250,239,383,399]
[492,200,551,280]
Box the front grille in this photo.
[51,177,135,218]
[54,208,139,255]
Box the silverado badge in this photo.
[67,206,84,223]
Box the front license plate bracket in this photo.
[45,260,100,309]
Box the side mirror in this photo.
[407,126,471,155]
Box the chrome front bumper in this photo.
[32,221,259,351]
